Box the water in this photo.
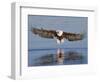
[28,48,87,67]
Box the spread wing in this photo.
[63,32,84,41]
[31,28,56,39]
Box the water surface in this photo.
[28,48,87,66]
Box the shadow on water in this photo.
[28,48,87,66]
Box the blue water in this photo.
[28,48,88,66]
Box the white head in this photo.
[56,30,63,36]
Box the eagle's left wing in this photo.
[31,28,56,39]
[63,32,84,41]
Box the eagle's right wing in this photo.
[31,28,56,39]
[63,32,84,41]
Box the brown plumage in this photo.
[31,28,84,44]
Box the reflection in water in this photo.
[28,48,87,66]
[56,48,64,65]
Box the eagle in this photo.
[31,28,85,44]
